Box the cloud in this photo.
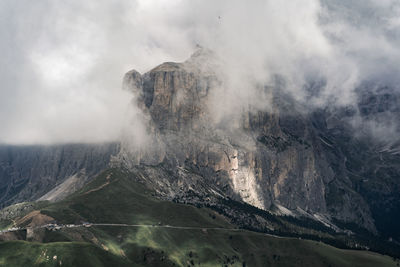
[0,0,399,144]
[0,0,193,144]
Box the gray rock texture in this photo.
[0,143,118,208]
[116,50,384,233]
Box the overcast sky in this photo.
[1,0,400,144]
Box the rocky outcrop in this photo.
[0,143,118,208]
[116,50,377,233]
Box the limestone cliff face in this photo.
[117,51,375,232]
[0,143,118,208]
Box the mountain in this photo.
[311,84,400,241]
[0,143,118,208]
[115,49,400,238]
[0,50,399,265]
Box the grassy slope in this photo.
[0,241,135,267]
[0,169,398,267]
[87,226,398,267]
[41,169,230,228]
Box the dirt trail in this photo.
[15,210,55,227]
[1,220,299,241]
[84,174,112,195]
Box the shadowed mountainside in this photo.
[0,143,119,208]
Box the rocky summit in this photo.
[114,49,400,238]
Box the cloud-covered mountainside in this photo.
[0,50,399,262]
[1,0,400,143]
[0,0,400,262]
[113,49,400,242]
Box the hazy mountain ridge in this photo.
[312,84,400,240]
[0,143,119,208]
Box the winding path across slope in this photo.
[0,222,288,239]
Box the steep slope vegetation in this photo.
[0,169,398,266]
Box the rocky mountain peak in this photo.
[115,51,380,233]
[123,50,216,132]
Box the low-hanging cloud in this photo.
[1,0,400,144]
